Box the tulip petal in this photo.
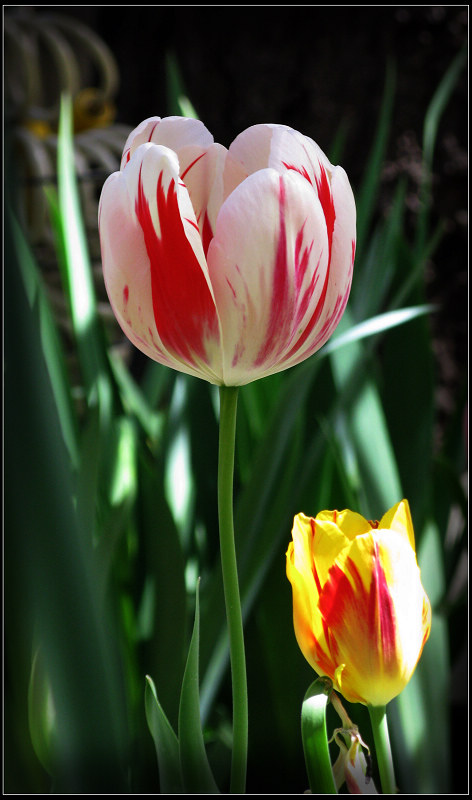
[177,143,248,256]
[378,499,416,551]
[286,533,321,674]
[121,115,214,170]
[287,514,348,678]
[229,123,355,355]
[229,123,332,182]
[100,169,175,366]
[207,167,332,385]
[100,143,223,382]
[319,530,430,706]
[316,508,372,543]
[314,164,356,342]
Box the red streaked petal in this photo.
[287,164,356,361]
[317,529,428,706]
[100,144,223,382]
[134,160,221,370]
[228,123,332,186]
[317,551,387,704]
[207,168,330,385]
[99,170,183,369]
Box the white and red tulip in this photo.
[99,116,356,386]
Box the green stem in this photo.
[218,385,247,793]
[368,705,396,794]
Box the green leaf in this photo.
[28,649,55,776]
[301,679,337,794]
[166,51,199,118]
[138,449,188,729]
[5,192,129,793]
[145,675,183,794]
[416,47,467,257]
[108,350,164,446]
[56,93,113,417]
[389,518,450,794]
[9,209,79,468]
[355,59,396,263]
[422,47,467,177]
[390,609,450,794]
[350,176,407,321]
[329,309,403,516]
[179,581,220,793]
[322,304,436,356]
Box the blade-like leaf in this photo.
[56,93,113,417]
[166,51,199,119]
[138,448,188,729]
[329,309,403,516]
[416,47,467,257]
[145,676,183,794]
[9,209,79,468]
[355,59,396,263]
[108,350,164,446]
[5,198,129,793]
[322,304,436,356]
[179,581,220,793]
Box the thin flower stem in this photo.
[218,385,247,793]
[368,705,397,794]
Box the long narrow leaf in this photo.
[5,210,129,793]
[145,676,183,793]
[9,209,79,468]
[179,582,219,793]
[355,59,396,262]
[415,47,467,256]
[322,304,436,356]
[329,309,402,515]
[57,93,112,413]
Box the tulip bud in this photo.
[99,116,356,386]
[286,500,431,707]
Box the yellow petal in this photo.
[378,499,416,551]
[316,508,372,541]
[286,517,321,672]
[287,513,340,676]
[311,513,352,587]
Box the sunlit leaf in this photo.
[322,304,436,356]
[301,679,337,794]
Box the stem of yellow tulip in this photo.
[218,385,247,793]
[368,705,396,794]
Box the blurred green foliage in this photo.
[5,48,467,795]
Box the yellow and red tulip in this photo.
[98,116,356,386]
[286,500,431,707]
